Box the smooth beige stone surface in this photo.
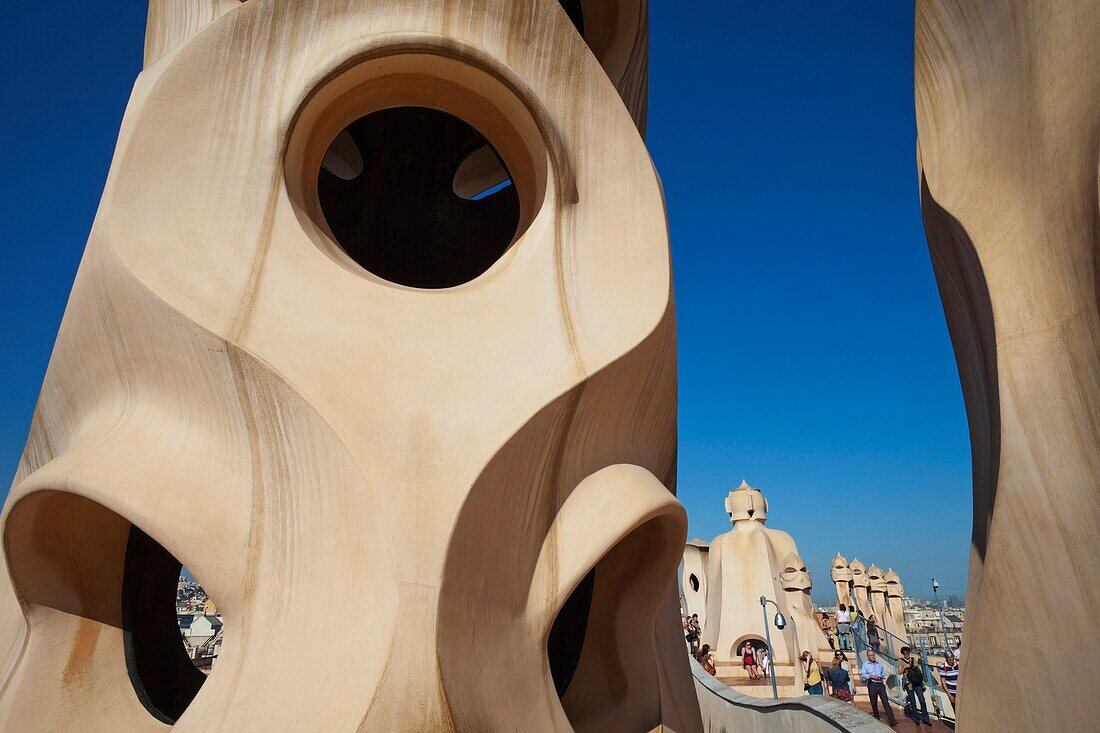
[829,554,853,610]
[777,551,825,662]
[0,1,703,731]
[866,564,889,638]
[847,558,870,614]
[882,568,905,642]
[682,539,710,628]
[916,2,1100,731]
[831,557,904,644]
[699,483,826,683]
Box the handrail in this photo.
[847,609,955,724]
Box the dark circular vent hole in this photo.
[689,573,700,592]
[317,106,520,289]
[123,527,220,724]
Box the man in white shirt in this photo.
[859,650,898,727]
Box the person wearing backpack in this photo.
[899,646,931,726]
[683,614,701,654]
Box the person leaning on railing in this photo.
[938,652,959,707]
[866,614,881,651]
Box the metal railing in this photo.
[845,605,955,725]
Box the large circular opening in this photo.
[122,526,211,723]
[316,106,520,289]
[286,54,548,289]
[2,492,222,725]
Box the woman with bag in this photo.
[801,651,824,695]
[826,651,853,702]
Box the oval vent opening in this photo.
[123,527,221,723]
[317,106,520,289]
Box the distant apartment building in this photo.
[905,603,964,652]
[176,575,224,672]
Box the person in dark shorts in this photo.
[741,642,759,679]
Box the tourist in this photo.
[866,614,881,651]
[801,651,824,695]
[819,612,835,650]
[899,646,931,726]
[938,652,959,706]
[826,651,853,702]
[684,614,700,654]
[836,650,856,696]
[741,642,759,680]
[860,649,898,727]
[833,650,856,696]
[759,647,771,679]
[696,644,717,676]
[952,640,961,661]
[836,604,852,650]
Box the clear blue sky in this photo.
[0,2,970,603]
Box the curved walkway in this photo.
[690,657,890,733]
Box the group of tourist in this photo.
[813,623,962,729]
[738,642,770,680]
[683,614,719,676]
[682,613,701,655]
[817,605,878,652]
[860,644,961,728]
[681,607,962,728]
[798,648,856,702]
[825,650,855,700]
[822,603,886,652]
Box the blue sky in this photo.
[0,2,970,602]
